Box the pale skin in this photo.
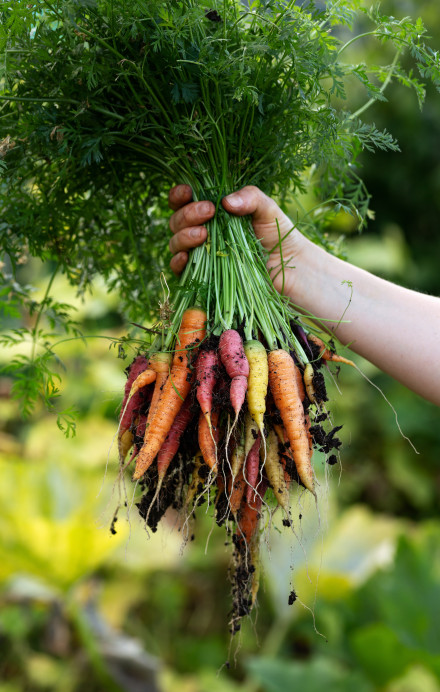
[168,184,440,406]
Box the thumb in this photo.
[222,185,285,225]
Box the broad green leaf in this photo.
[246,655,373,692]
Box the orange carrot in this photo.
[268,349,315,494]
[128,368,156,399]
[294,363,306,402]
[198,409,219,472]
[308,334,355,368]
[147,351,172,421]
[133,307,206,480]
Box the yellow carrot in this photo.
[244,340,268,436]
[303,363,317,404]
[264,428,290,513]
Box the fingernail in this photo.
[199,202,212,215]
[190,228,201,239]
[224,193,242,209]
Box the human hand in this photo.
[168,184,305,295]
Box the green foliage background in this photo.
[1,0,440,691]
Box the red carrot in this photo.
[157,396,193,479]
[219,329,249,419]
[237,477,269,544]
[198,409,219,472]
[244,433,262,504]
[196,349,219,430]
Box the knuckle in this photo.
[182,205,192,223]
[169,235,176,254]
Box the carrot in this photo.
[119,429,134,463]
[244,340,268,438]
[198,409,219,472]
[237,476,268,544]
[230,429,245,479]
[273,423,294,486]
[126,407,151,465]
[120,355,149,412]
[244,411,259,461]
[147,351,172,421]
[244,433,262,504]
[128,368,156,399]
[118,357,153,463]
[264,428,290,513]
[143,396,194,519]
[228,467,246,515]
[294,363,306,402]
[196,349,219,430]
[133,307,206,480]
[268,349,315,494]
[303,363,317,404]
[219,329,249,420]
[119,355,150,438]
[157,395,193,481]
[184,451,204,509]
[308,334,355,368]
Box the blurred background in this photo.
[1,1,440,690]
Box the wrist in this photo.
[267,229,312,299]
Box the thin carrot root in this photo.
[308,333,356,368]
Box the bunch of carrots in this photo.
[115,307,354,632]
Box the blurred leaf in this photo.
[350,623,415,686]
[0,458,126,589]
[160,668,244,692]
[356,527,440,654]
[386,665,440,692]
[0,604,36,640]
[246,656,373,692]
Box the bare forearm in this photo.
[285,236,440,405]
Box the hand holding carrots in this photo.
[168,184,440,406]
[168,184,306,298]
